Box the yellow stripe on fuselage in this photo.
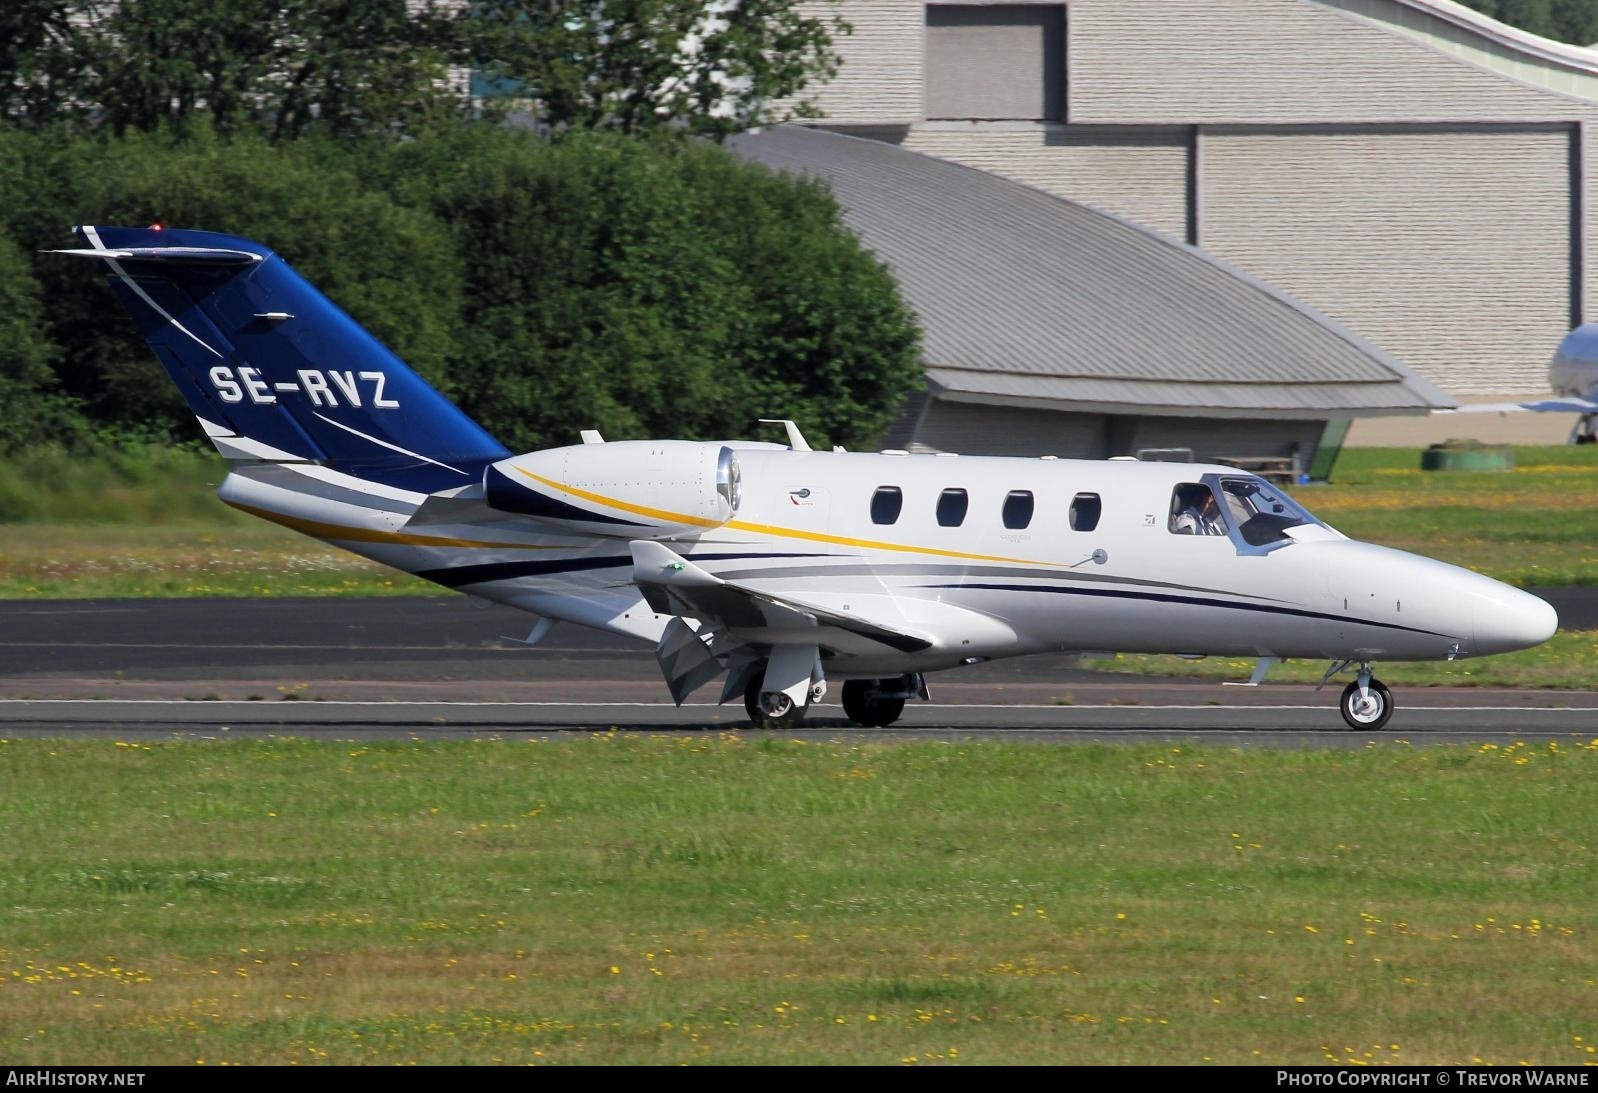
[517,469,726,528]
[722,518,1058,566]
[517,469,1061,568]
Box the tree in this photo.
[3,126,921,452]
[9,127,464,440]
[1458,0,1598,44]
[0,231,61,451]
[1550,0,1598,44]
[0,0,462,140]
[0,1,86,130]
[384,127,921,451]
[464,0,848,139]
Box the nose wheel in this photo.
[1339,676,1393,730]
[1320,660,1396,730]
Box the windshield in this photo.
[1217,476,1323,548]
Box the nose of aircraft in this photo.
[1472,583,1559,654]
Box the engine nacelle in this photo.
[483,440,741,538]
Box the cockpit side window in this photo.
[1168,483,1226,536]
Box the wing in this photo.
[629,540,934,705]
[1443,397,1598,414]
[629,541,932,654]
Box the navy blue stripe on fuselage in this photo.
[483,466,646,527]
[414,552,839,589]
[925,583,1451,639]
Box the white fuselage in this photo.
[216,448,1557,680]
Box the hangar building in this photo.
[765,0,1598,449]
[731,124,1449,470]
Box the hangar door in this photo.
[1199,127,1572,397]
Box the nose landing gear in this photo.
[1322,661,1394,731]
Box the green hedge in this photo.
[0,124,922,457]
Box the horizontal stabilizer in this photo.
[403,485,506,528]
[49,245,263,266]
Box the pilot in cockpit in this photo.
[1170,484,1225,536]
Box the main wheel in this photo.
[841,679,906,728]
[744,673,806,730]
[1339,678,1394,731]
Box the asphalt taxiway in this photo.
[1,597,1594,743]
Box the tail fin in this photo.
[54,225,509,493]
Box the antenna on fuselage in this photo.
[757,419,813,452]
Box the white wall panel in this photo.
[1202,128,1572,394]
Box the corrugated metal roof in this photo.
[727,125,1453,414]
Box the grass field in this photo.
[0,523,420,598]
[3,734,1596,1067]
[0,445,424,598]
[1300,446,1598,588]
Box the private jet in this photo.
[1459,323,1598,442]
[54,226,1559,731]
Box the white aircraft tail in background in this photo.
[55,226,1559,730]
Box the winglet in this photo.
[629,540,723,591]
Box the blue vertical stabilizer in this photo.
[58,225,509,493]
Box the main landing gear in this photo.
[840,678,907,727]
[1321,661,1395,731]
[743,672,824,730]
[743,665,927,729]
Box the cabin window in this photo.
[1069,492,1101,532]
[1169,483,1226,536]
[937,487,970,527]
[1002,490,1034,529]
[870,486,903,525]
